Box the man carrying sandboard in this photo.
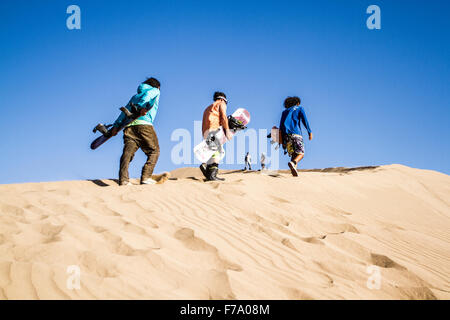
[199,91,233,181]
[109,77,164,186]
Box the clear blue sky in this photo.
[0,0,449,184]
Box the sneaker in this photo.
[141,178,157,185]
[120,181,133,186]
[288,161,299,177]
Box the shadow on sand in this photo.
[88,179,119,187]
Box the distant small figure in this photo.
[244,152,252,171]
[261,153,266,170]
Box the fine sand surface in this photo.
[0,164,449,300]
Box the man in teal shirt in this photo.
[111,77,161,185]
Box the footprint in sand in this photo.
[210,182,221,189]
[282,287,314,300]
[120,195,136,203]
[281,238,298,251]
[0,204,27,223]
[24,204,49,218]
[300,236,324,245]
[40,222,64,242]
[84,202,121,217]
[202,270,236,299]
[101,231,137,256]
[48,189,71,196]
[318,223,360,238]
[123,222,147,235]
[340,223,359,234]
[135,214,159,229]
[93,226,107,233]
[270,196,291,204]
[174,228,216,252]
[172,229,241,300]
[79,251,119,278]
[370,253,406,270]
[397,286,437,300]
[174,228,243,272]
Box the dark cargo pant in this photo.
[119,125,160,185]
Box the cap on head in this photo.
[213,91,227,103]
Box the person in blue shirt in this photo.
[110,77,161,185]
[279,96,313,176]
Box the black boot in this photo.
[206,164,225,181]
[199,163,208,178]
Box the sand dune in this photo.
[0,164,449,300]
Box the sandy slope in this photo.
[0,164,449,300]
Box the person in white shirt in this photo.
[244,152,252,171]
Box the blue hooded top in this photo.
[113,83,160,128]
[279,106,312,137]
